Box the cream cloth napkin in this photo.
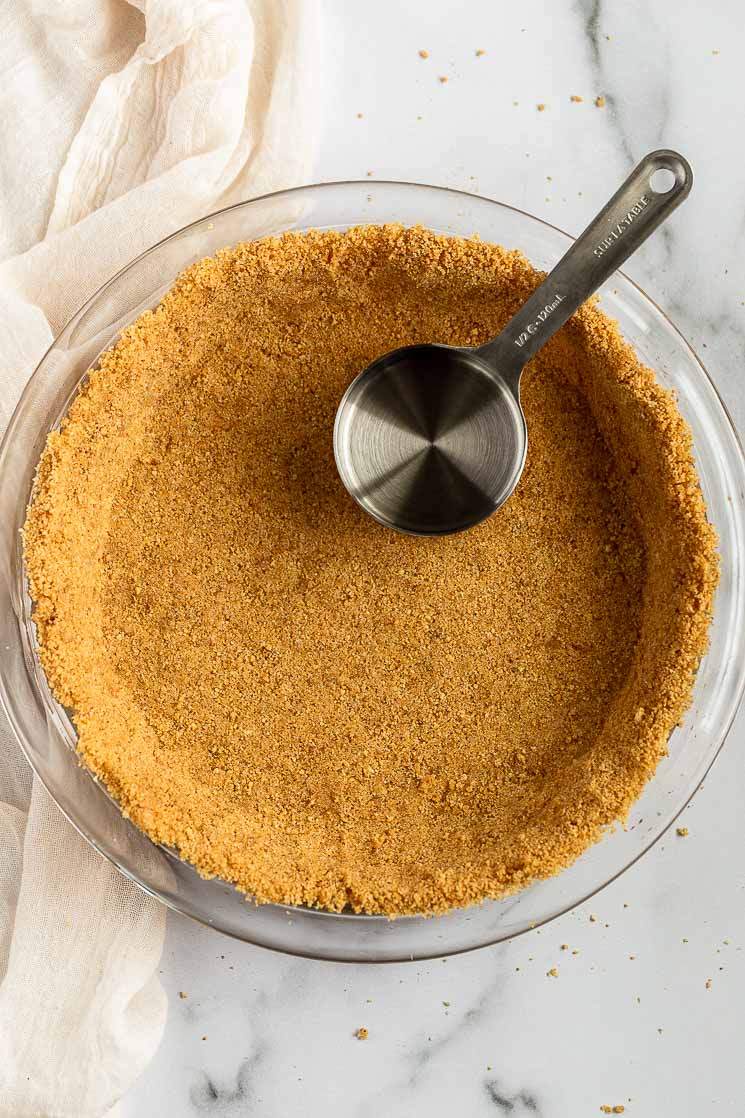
[0,2,319,1114]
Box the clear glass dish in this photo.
[1,182,744,963]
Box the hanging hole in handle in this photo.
[649,167,677,194]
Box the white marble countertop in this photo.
[123,2,745,1114]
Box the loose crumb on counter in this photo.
[418,49,429,58]
[355,1027,369,1040]
[595,94,606,107]
[676,826,689,836]
[570,94,583,102]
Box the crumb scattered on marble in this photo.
[475,49,486,57]
[438,75,449,83]
[561,943,569,950]
[537,102,546,111]
[570,94,583,103]
[676,826,689,836]
[179,991,187,1000]
[595,95,606,108]
[356,112,363,119]
[590,914,597,923]
[418,49,429,59]
[355,1027,369,1040]
[705,979,712,989]
[547,967,558,978]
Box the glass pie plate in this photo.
[1,182,744,963]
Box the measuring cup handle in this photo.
[478,150,693,384]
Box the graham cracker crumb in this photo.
[418,49,429,59]
[547,967,558,978]
[179,991,187,1000]
[355,1027,369,1040]
[595,95,606,107]
[23,225,718,917]
[570,95,583,103]
[438,75,449,84]
[475,49,486,57]
[537,102,546,111]
[676,826,689,837]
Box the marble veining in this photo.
[484,1081,541,1115]
[190,1056,259,1114]
[121,1,745,1114]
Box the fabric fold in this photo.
[0,1,318,1113]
